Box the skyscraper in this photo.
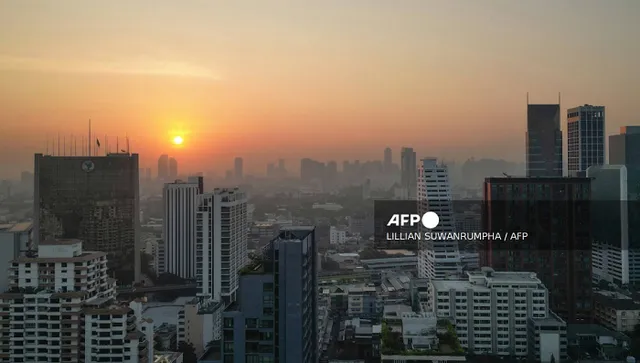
[417,158,461,279]
[163,180,200,279]
[588,165,630,285]
[221,226,318,363]
[234,157,244,180]
[34,152,141,283]
[169,157,178,178]
[158,154,169,179]
[482,177,592,323]
[610,126,640,166]
[383,147,392,172]
[400,147,417,199]
[567,105,605,176]
[526,103,563,177]
[196,188,248,305]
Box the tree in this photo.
[177,342,198,363]
[153,335,164,352]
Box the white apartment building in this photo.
[428,267,566,361]
[0,222,32,292]
[0,239,149,363]
[329,226,347,245]
[163,180,200,279]
[196,188,248,305]
[417,158,461,279]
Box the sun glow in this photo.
[172,135,184,145]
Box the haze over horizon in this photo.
[1,0,639,178]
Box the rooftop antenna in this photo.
[74,135,77,156]
[63,136,66,156]
[116,136,119,154]
[126,134,130,154]
[105,135,109,155]
[88,119,92,157]
[57,133,60,156]
[46,135,49,155]
[526,92,529,105]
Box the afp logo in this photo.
[386,212,440,229]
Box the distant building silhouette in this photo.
[383,147,392,172]
[234,157,244,180]
[526,103,562,177]
[169,157,178,179]
[400,147,417,199]
[158,154,169,179]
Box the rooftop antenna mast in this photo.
[116,136,119,154]
[46,135,49,155]
[126,134,130,154]
[558,92,561,106]
[57,133,60,156]
[106,135,109,155]
[88,119,92,157]
[63,136,66,156]
[74,135,77,156]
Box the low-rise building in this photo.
[428,267,566,361]
[594,290,640,333]
[330,226,348,245]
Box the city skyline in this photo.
[1,1,640,177]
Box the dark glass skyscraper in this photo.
[34,153,141,283]
[221,226,318,363]
[567,105,605,177]
[526,104,563,177]
[482,177,592,323]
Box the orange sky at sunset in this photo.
[1,1,639,177]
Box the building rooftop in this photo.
[0,222,33,233]
[39,238,81,246]
[594,291,640,310]
[276,226,315,241]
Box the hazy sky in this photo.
[1,0,639,177]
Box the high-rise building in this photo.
[567,105,605,176]
[196,188,248,305]
[383,147,392,172]
[482,177,592,323]
[526,103,563,177]
[163,180,200,279]
[610,126,640,166]
[588,165,631,285]
[34,153,141,283]
[400,147,417,199]
[300,158,325,182]
[188,175,204,194]
[158,154,169,179]
[417,158,461,279]
[0,239,149,363]
[234,157,244,180]
[169,157,178,179]
[221,226,318,363]
[428,268,567,361]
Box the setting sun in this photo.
[172,135,184,145]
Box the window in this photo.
[223,318,234,328]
